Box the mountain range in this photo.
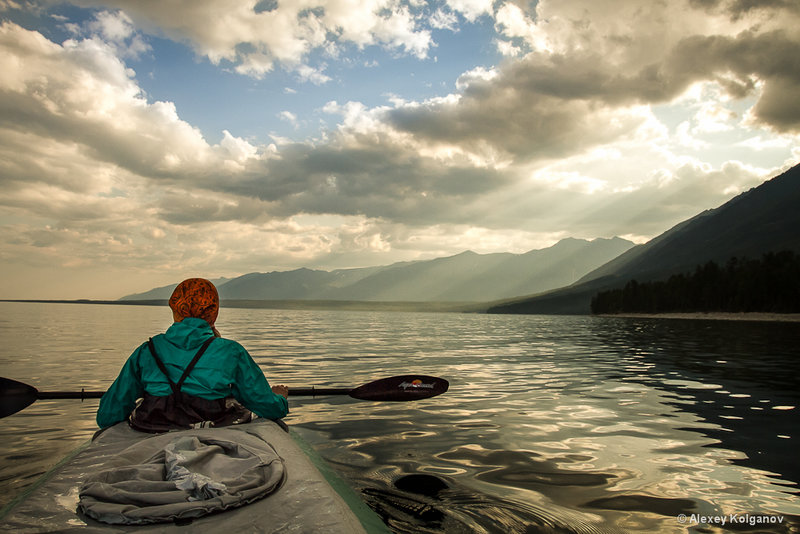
[124,163,799,312]
[120,237,635,303]
[488,163,800,314]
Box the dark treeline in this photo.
[591,250,800,314]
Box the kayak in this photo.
[0,374,449,533]
[0,419,391,533]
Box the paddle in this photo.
[0,375,449,419]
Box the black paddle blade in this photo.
[350,375,449,402]
[0,377,39,419]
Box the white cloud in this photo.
[494,38,522,57]
[0,21,283,181]
[60,0,436,78]
[278,110,298,125]
[1,1,799,298]
[295,64,331,85]
[693,101,736,133]
[217,130,259,167]
[455,66,497,90]
[445,0,493,22]
[429,8,458,31]
[49,9,148,62]
[494,2,550,53]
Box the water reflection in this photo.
[1,303,799,533]
[271,312,799,533]
[588,318,800,487]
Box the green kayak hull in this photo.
[0,420,390,533]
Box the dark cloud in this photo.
[387,80,647,161]
[382,19,800,161]
[689,0,800,18]
[752,78,800,131]
[666,30,800,131]
[220,141,510,226]
[154,192,269,225]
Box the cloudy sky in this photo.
[1,0,798,299]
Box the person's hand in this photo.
[272,385,288,399]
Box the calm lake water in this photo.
[0,301,798,533]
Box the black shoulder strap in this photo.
[147,338,179,395]
[177,336,215,391]
[147,336,215,395]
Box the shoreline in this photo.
[0,298,485,314]
[600,312,800,323]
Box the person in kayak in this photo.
[97,278,289,431]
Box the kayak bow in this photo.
[0,420,392,533]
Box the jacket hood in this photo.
[163,318,215,350]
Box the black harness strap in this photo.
[147,336,216,395]
[177,337,215,390]
[147,338,177,395]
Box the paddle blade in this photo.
[0,377,39,418]
[349,375,449,402]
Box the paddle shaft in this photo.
[0,375,448,418]
[33,388,351,399]
[38,390,105,400]
[287,387,350,397]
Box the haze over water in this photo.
[0,302,798,533]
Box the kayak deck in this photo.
[1,420,387,533]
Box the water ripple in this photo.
[1,303,798,532]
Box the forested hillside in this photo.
[590,251,800,314]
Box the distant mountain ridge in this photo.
[120,277,232,301]
[120,237,634,303]
[488,163,800,314]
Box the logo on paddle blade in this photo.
[398,379,435,390]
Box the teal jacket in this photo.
[97,318,288,428]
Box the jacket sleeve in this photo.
[231,346,289,420]
[96,346,145,429]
